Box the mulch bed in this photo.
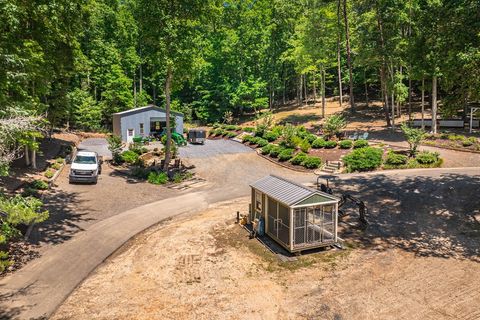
[308,148,351,162]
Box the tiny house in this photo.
[113,105,184,143]
[250,175,340,252]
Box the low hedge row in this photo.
[260,144,322,169]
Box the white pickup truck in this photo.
[69,151,102,184]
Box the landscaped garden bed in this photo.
[107,135,195,186]
[422,132,480,152]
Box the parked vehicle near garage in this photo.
[187,129,206,144]
[69,151,102,184]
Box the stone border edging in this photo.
[48,146,76,187]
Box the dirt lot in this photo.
[53,169,480,320]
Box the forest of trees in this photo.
[1,0,479,131]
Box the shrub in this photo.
[343,147,383,172]
[353,139,369,148]
[147,171,168,185]
[296,126,309,139]
[107,135,123,164]
[255,112,274,137]
[278,148,294,161]
[271,125,284,136]
[338,140,353,149]
[173,172,192,183]
[269,146,283,158]
[121,150,139,164]
[226,132,237,138]
[55,157,64,164]
[447,134,465,141]
[214,128,225,136]
[301,156,322,169]
[242,135,254,143]
[44,169,55,179]
[299,139,311,153]
[306,134,318,144]
[22,187,39,198]
[385,151,408,166]
[261,144,274,155]
[280,124,299,148]
[324,140,337,149]
[254,138,269,147]
[312,138,326,148]
[212,123,221,129]
[225,125,238,131]
[401,123,426,156]
[462,137,477,147]
[323,115,347,138]
[51,162,62,170]
[290,152,307,165]
[263,131,279,142]
[30,180,49,190]
[243,127,255,132]
[416,151,439,164]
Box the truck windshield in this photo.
[74,156,96,164]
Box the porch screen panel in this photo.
[267,197,277,236]
[293,208,306,246]
[322,205,335,242]
[277,204,290,245]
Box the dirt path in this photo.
[53,195,480,320]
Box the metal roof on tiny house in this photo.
[113,105,184,117]
[250,175,338,207]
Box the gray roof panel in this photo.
[113,105,184,117]
[250,175,336,206]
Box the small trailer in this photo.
[187,129,206,144]
[250,175,340,252]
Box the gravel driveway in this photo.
[78,138,112,160]
[179,139,253,159]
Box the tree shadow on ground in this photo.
[28,189,95,246]
[334,172,480,261]
[279,113,322,126]
[108,167,146,184]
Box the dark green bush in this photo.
[306,134,318,144]
[214,128,224,136]
[225,125,238,131]
[212,123,221,129]
[131,167,149,179]
[226,132,237,138]
[147,171,168,185]
[301,156,322,169]
[30,180,49,190]
[242,135,254,143]
[278,148,294,161]
[343,147,383,172]
[121,150,139,164]
[261,144,274,155]
[416,151,439,164]
[299,139,311,153]
[243,127,255,132]
[354,139,369,148]
[312,138,326,148]
[263,131,279,142]
[290,152,307,165]
[324,140,337,149]
[338,140,353,149]
[269,146,283,158]
[51,162,62,170]
[385,151,408,166]
[55,157,64,164]
[254,138,269,147]
[44,169,55,179]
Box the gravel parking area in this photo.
[179,139,253,159]
[78,138,112,160]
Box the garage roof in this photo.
[113,105,183,117]
[250,175,338,206]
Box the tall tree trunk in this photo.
[364,68,369,108]
[431,75,438,134]
[25,146,30,167]
[133,73,137,107]
[298,75,303,106]
[31,138,37,170]
[421,77,425,129]
[337,0,343,106]
[139,64,143,94]
[163,66,173,172]
[304,74,308,106]
[408,77,412,121]
[343,0,355,113]
[313,71,317,104]
[376,8,391,127]
[321,68,326,118]
[391,93,395,130]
